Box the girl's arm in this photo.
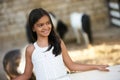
[61,40,109,72]
[13,44,34,80]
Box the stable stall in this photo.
[107,0,120,27]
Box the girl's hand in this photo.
[97,65,109,71]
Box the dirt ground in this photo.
[0,26,120,80]
[66,26,120,66]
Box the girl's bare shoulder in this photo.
[26,44,35,55]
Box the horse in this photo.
[49,12,68,39]
[70,12,93,46]
[3,47,36,80]
[69,65,120,80]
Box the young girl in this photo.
[13,8,109,80]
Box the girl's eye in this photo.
[37,24,44,27]
[46,21,50,25]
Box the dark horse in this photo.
[3,47,36,80]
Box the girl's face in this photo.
[33,15,52,38]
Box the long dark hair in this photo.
[27,8,61,56]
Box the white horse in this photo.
[69,65,120,80]
[70,12,93,46]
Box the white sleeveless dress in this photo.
[32,42,71,80]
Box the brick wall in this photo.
[0,0,109,52]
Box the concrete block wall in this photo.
[0,0,109,52]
